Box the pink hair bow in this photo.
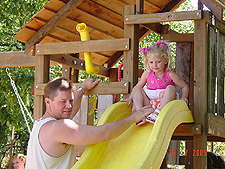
[155,42,167,50]
[140,46,150,54]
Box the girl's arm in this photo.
[120,70,149,106]
[136,70,149,87]
[168,70,189,100]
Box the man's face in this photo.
[47,89,74,119]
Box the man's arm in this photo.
[71,78,100,118]
[56,106,152,145]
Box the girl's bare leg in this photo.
[158,85,176,111]
[132,85,150,111]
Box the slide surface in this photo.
[72,100,194,169]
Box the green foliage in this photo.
[0,0,49,52]
[0,67,34,167]
[0,0,49,167]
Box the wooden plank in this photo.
[121,0,161,13]
[161,33,194,42]
[34,81,130,96]
[215,19,225,35]
[36,38,130,55]
[105,51,123,68]
[216,31,225,117]
[123,5,139,95]
[77,0,124,28]
[175,42,192,94]
[200,0,223,22]
[33,16,115,40]
[34,55,50,120]
[49,54,110,77]
[207,136,225,142]
[73,95,88,157]
[193,11,208,169]
[68,8,124,38]
[168,141,180,165]
[160,0,185,12]
[24,0,83,53]
[91,0,125,15]
[173,124,202,136]
[213,0,225,9]
[207,26,217,114]
[136,0,144,14]
[142,23,162,34]
[0,51,35,68]
[124,10,202,25]
[185,141,194,169]
[97,95,113,122]
[80,52,109,66]
[207,113,225,138]
[73,81,130,95]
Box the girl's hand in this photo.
[120,98,133,107]
[181,98,188,104]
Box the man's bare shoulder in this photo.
[41,118,77,132]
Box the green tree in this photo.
[0,0,49,167]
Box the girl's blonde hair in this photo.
[13,154,26,164]
[140,42,172,71]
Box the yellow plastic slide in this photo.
[72,100,194,169]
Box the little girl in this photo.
[123,42,189,126]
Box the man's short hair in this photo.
[44,77,72,100]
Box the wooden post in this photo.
[34,53,50,120]
[172,42,193,169]
[62,65,71,80]
[123,4,139,96]
[193,11,208,169]
[73,95,88,157]
[207,26,217,115]
[216,31,225,117]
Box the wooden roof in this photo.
[14,0,188,68]
[13,0,225,69]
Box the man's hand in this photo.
[130,106,154,123]
[80,78,100,91]
[120,97,133,107]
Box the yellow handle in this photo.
[76,23,99,75]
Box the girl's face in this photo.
[13,158,25,169]
[147,53,168,76]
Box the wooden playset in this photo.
[1,0,225,168]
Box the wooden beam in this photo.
[142,23,162,34]
[193,11,208,169]
[200,0,223,22]
[34,55,50,120]
[216,31,225,117]
[24,0,83,53]
[212,0,225,9]
[215,19,225,35]
[207,26,217,114]
[173,124,202,136]
[161,33,194,42]
[123,5,139,94]
[208,113,225,139]
[160,0,184,12]
[0,51,35,68]
[50,54,109,77]
[34,81,130,96]
[36,38,130,55]
[124,10,202,25]
[104,51,123,68]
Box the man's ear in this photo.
[45,98,51,105]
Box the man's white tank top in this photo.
[25,117,76,169]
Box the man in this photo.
[25,77,152,169]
